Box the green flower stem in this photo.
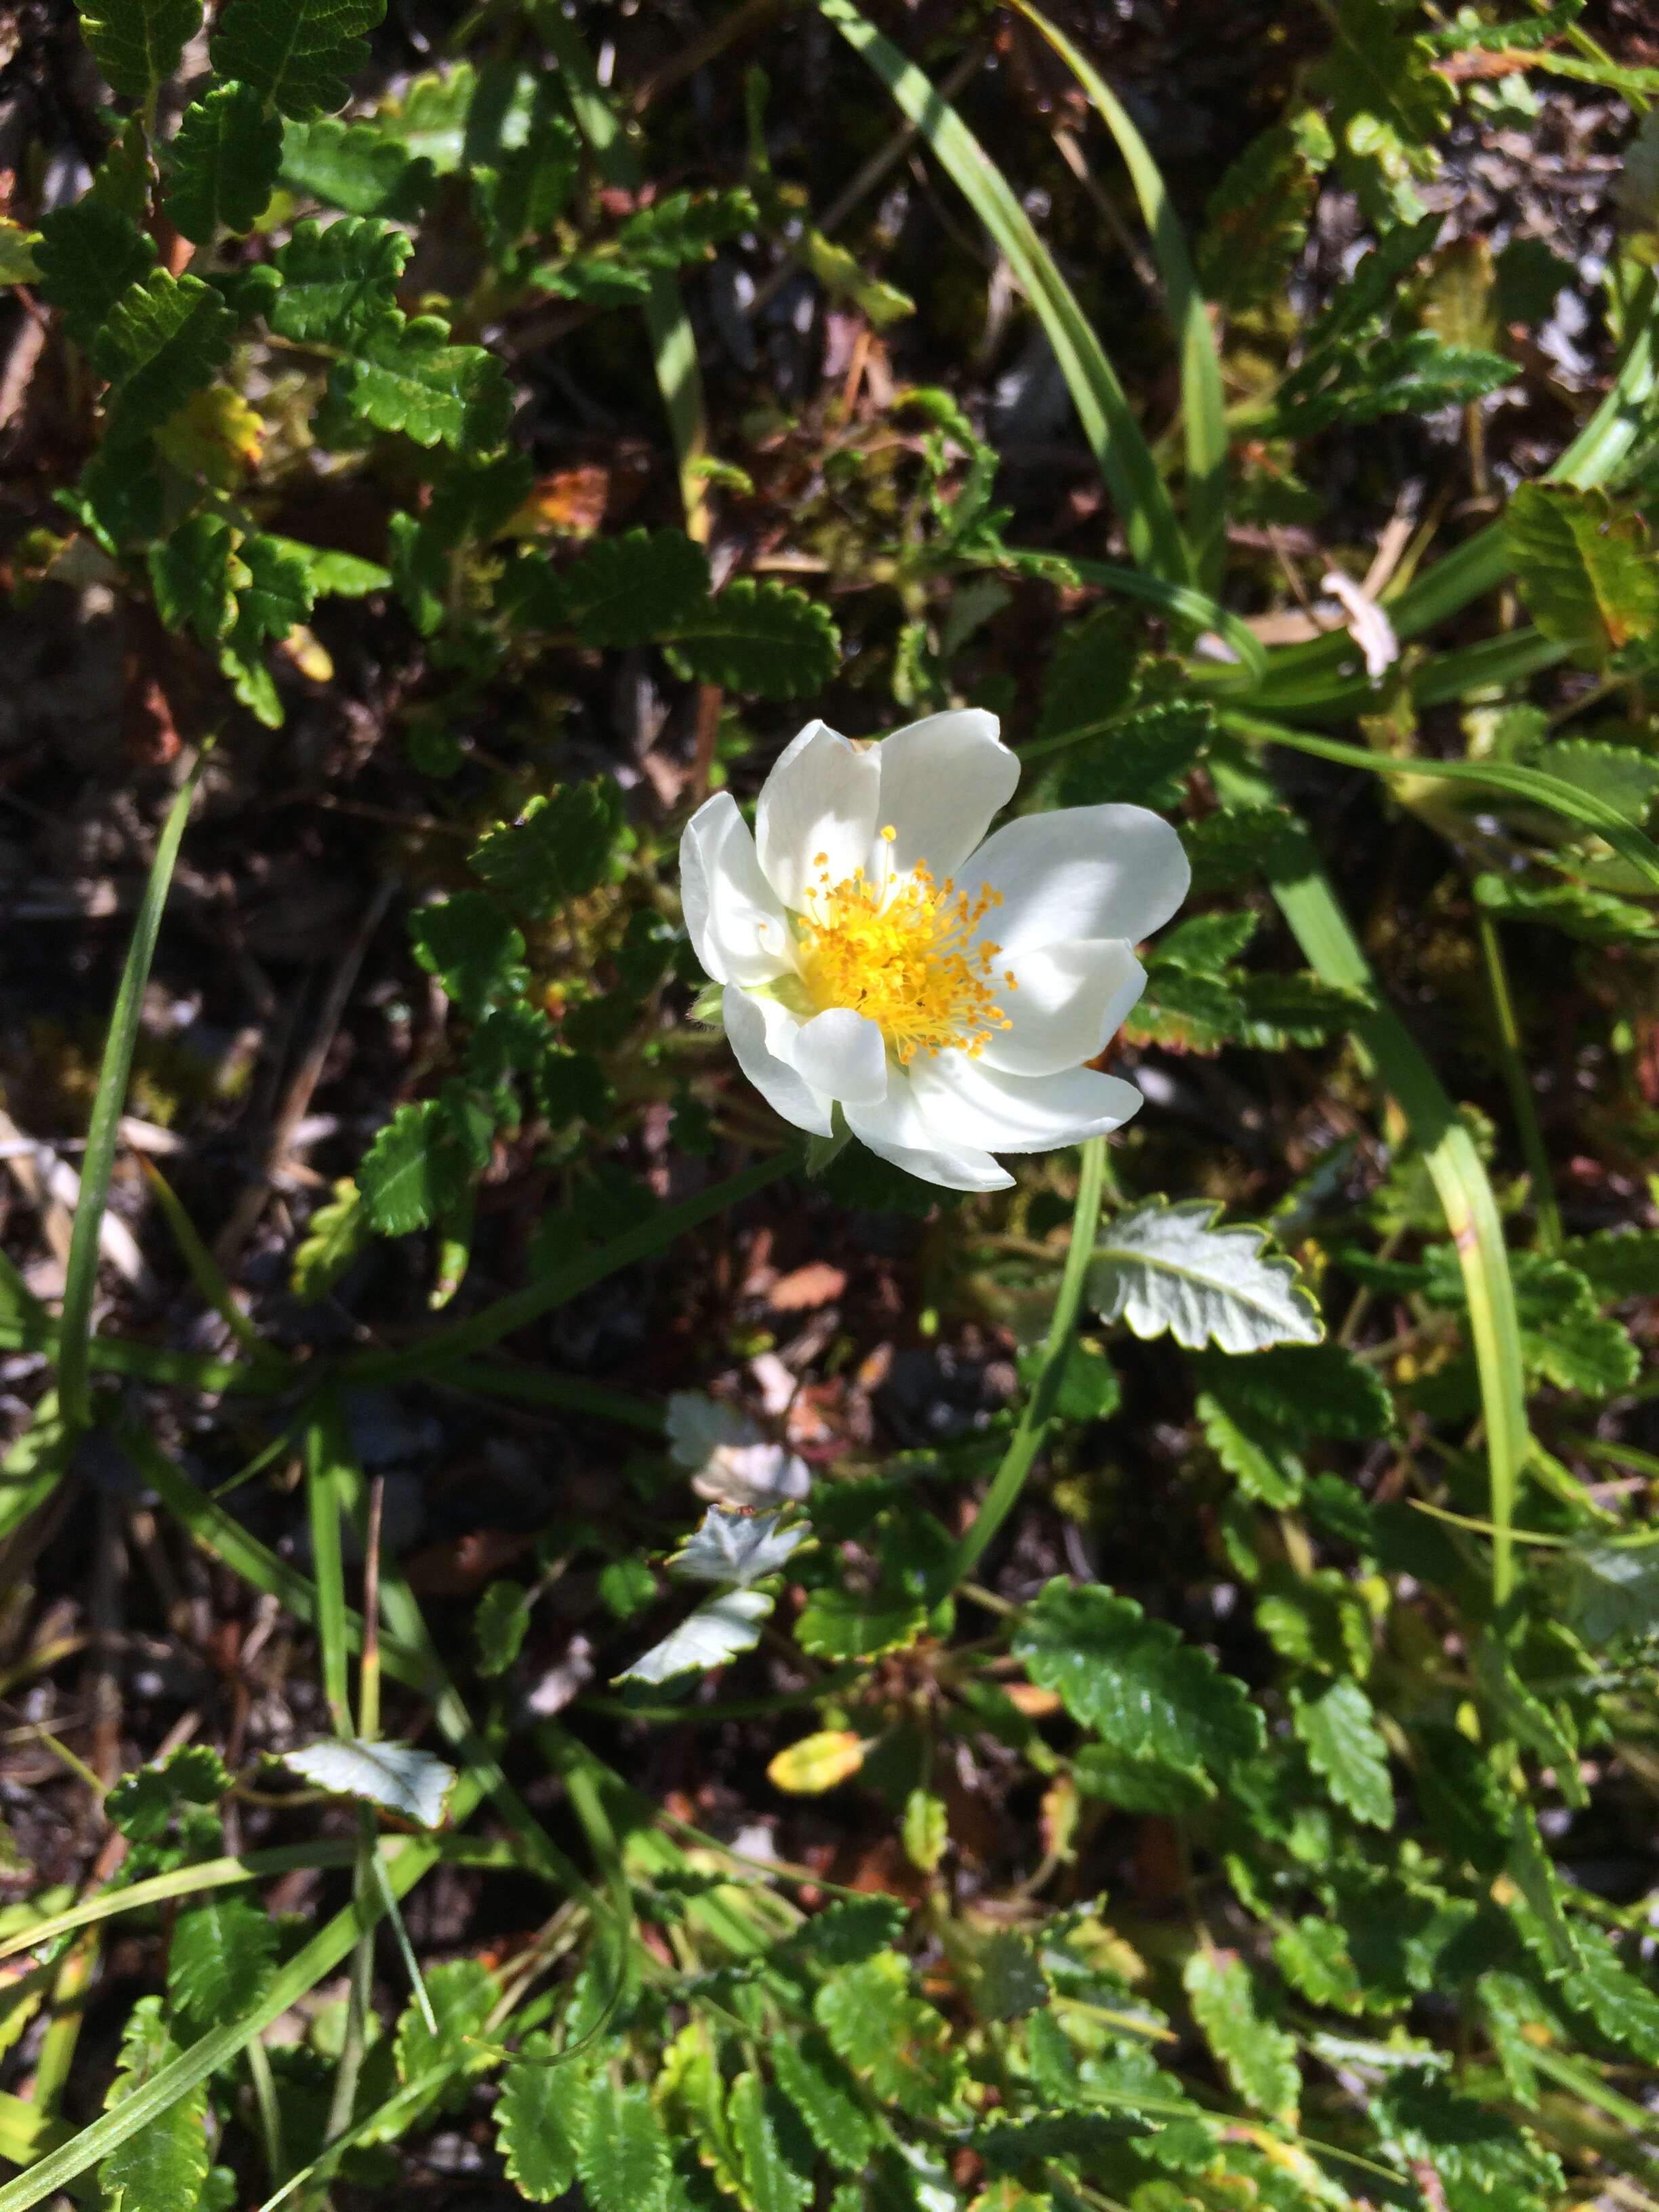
[945,1136,1107,1590]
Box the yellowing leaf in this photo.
[157,385,265,488]
[767,1730,867,1795]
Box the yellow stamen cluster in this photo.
[797,830,1015,1063]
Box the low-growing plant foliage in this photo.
[2,3,1659,2212]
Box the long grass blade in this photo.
[1244,276,1659,713]
[1211,755,1528,1604]
[1008,0,1228,594]
[0,1786,482,2212]
[58,755,207,1435]
[819,0,1190,586]
[1223,710,1659,896]
[535,5,710,541]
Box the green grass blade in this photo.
[819,0,1191,585]
[1211,755,1528,1604]
[137,1158,277,1369]
[58,756,207,1435]
[1244,274,1659,714]
[304,1393,355,1736]
[0,1790,482,2212]
[1009,0,1228,594]
[443,1363,666,1433]
[533,5,710,540]
[1224,710,1659,895]
[1026,554,1267,682]
[341,1145,798,1383]
[0,1395,66,1549]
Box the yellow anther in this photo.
[880,823,897,842]
[796,859,1012,1064]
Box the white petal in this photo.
[908,1056,1143,1153]
[872,710,1019,881]
[790,1008,888,1105]
[845,1078,1015,1192]
[981,939,1147,1078]
[680,794,792,988]
[755,721,881,912]
[970,804,1190,956]
[725,987,834,1137]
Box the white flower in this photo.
[665,1391,813,1507]
[680,710,1189,1191]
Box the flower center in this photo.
[796,828,1017,1063]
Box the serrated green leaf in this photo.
[1197,115,1330,315]
[1183,1948,1298,2121]
[1473,870,1659,944]
[1197,1391,1303,1506]
[168,1895,277,2028]
[281,115,434,216]
[579,2080,671,2212]
[291,1177,369,1301]
[96,270,237,443]
[617,1589,774,1685]
[1235,970,1376,1048]
[1279,332,1515,434]
[332,309,512,449]
[1557,1921,1659,2062]
[1561,1228,1659,1299]
[1541,736,1659,825]
[218,531,315,724]
[469,780,628,916]
[394,1956,499,2094]
[1181,804,1302,892]
[973,2112,1155,2171]
[495,2035,591,2199]
[1072,1743,1213,1813]
[771,2036,879,2171]
[474,1579,531,1675]
[784,1896,909,1967]
[794,1586,927,1662]
[99,1997,211,2212]
[1195,1343,1392,1443]
[0,218,40,283]
[1035,607,1136,742]
[665,578,841,699]
[1054,697,1216,811]
[359,1100,470,1236]
[670,1507,808,1589]
[729,2070,813,2212]
[617,186,758,268]
[476,111,581,251]
[270,215,411,345]
[106,1744,232,1841]
[148,514,242,647]
[1509,483,1659,661]
[1090,1197,1323,1353]
[1292,1677,1394,1827]
[209,0,386,119]
[520,528,712,647]
[1013,1580,1263,1781]
[1016,1336,1120,1422]
[283,1738,457,1825]
[79,0,201,100]
[167,83,283,242]
[1374,2072,1563,2203]
[1149,909,1260,975]
[814,1952,964,2119]
[1272,1917,1365,2015]
[1256,1568,1372,1679]
[409,891,527,1019]
[34,199,156,349]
